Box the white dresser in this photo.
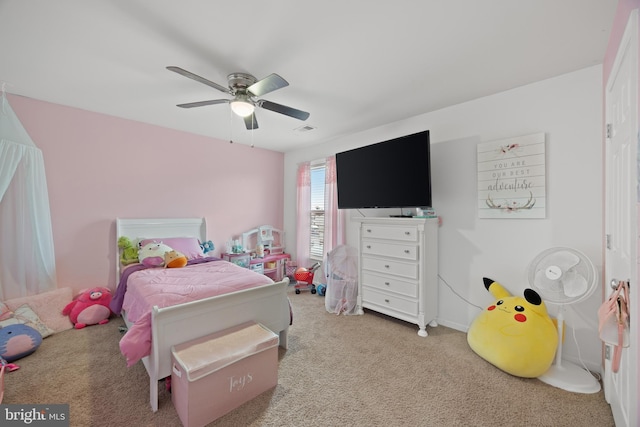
[355,217,438,336]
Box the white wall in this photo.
[284,66,604,371]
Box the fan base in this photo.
[538,361,601,393]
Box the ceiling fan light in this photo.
[230,98,255,117]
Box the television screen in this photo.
[335,130,432,209]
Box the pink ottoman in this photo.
[171,322,279,427]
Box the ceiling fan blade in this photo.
[167,66,231,94]
[243,113,259,130]
[259,100,310,121]
[176,99,229,108]
[247,73,289,97]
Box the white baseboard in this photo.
[435,318,469,333]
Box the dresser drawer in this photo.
[362,240,418,261]
[361,224,418,242]
[362,256,418,280]
[362,287,418,317]
[362,272,418,298]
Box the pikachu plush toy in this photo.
[467,277,558,378]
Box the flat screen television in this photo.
[335,130,432,209]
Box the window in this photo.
[310,163,325,260]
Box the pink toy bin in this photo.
[171,321,279,427]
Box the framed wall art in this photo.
[477,133,546,219]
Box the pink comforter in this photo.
[119,259,273,366]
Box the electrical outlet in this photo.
[605,345,611,360]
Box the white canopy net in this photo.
[0,93,57,300]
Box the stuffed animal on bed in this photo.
[200,240,214,255]
[467,277,558,378]
[0,323,42,363]
[62,287,113,329]
[164,250,188,268]
[118,236,139,265]
[138,241,173,267]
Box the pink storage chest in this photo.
[171,322,279,427]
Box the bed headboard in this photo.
[115,217,207,278]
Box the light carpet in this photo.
[4,286,615,426]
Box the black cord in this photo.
[438,274,484,310]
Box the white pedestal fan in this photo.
[528,247,601,393]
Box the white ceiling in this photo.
[0,1,617,152]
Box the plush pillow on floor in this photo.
[4,288,74,333]
[0,303,54,338]
[0,323,43,362]
[467,277,558,378]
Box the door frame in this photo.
[603,8,639,427]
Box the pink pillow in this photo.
[139,237,205,260]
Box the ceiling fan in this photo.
[167,66,310,130]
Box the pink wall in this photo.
[8,94,285,294]
[603,0,640,80]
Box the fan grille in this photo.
[527,247,597,304]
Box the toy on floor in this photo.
[1,354,20,404]
[0,323,42,363]
[294,262,321,294]
[0,356,19,372]
[0,326,37,404]
[467,277,558,378]
[62,287,113,329]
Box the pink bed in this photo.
[114,217,291,412]
[117,259,274,367]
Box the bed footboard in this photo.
[145,278,290,412]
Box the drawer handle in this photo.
[404,249,410,254]
[366,245,372,249]
[384,265,390,269]
[385,299,390,303]
[384,282,390,286]
[404,231,410,235]
[366,229,372,233]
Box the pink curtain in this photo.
[295,162,311,269]
[324,156,345,253]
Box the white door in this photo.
[604,10,638,427]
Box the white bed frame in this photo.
[116,218,290,412]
